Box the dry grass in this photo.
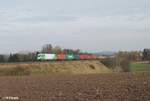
[0,60,111,76]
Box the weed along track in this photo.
[0,73,150,101]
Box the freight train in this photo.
[37,53,97,61]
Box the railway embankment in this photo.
[0,60,111,76]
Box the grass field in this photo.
[130,62,150,72]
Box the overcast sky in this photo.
[0,0,150,53]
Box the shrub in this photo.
[120,58,130,72]
[101,58,116,69]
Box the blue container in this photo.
[74,55,80,60]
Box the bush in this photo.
[101,58,116,69]
[101,57,131,72]
[120,58,130,72]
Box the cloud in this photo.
[0,0,150,53]
[3,15,149,35]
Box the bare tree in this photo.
[41,44,53,53]
[52,46,62,54]
[143,49,150,61]
[0,55,5,63]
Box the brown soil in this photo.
[0,73,150,101]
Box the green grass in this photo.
[130,62,150,72]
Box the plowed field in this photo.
[0,73,150,101]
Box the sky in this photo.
[0,0,150,53]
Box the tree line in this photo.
[0,44,81,63]
[101,49,150,72]
[0,44,150,63]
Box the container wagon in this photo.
[37,53,97,61]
